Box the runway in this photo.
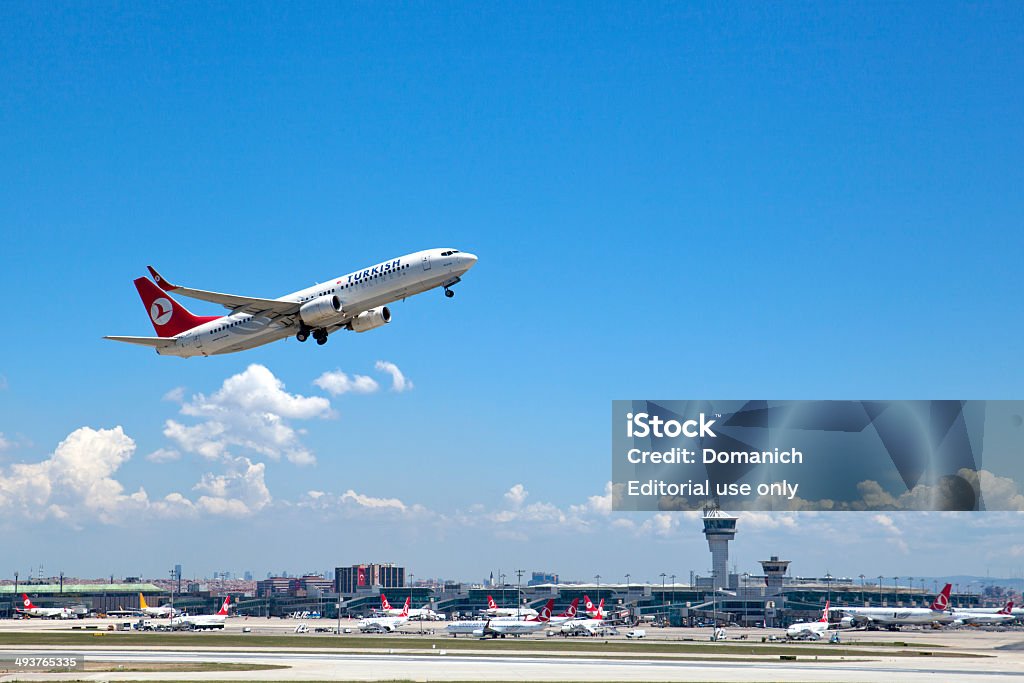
[1,619,1023,682]
[2,646,1024,682]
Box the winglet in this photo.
[147,265,178,291]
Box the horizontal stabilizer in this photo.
[104,335,177,348]
[148,265,300,317]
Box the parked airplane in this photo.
[583,595,606,620]
[171,596,231,630]
[548,598,580,626]
[951,601,1016,626]
[558,618,607,636]
[359,597,410,633]
[478,599,555,638]
[837,583,953,628]
[15,594,74,619]
[379,594,436,620]
[786,600,832,640]
[483,594,538,618]
[106,248,477,357]
[139,592,175,618]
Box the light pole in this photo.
[515,569,524,619]
[893,576,899,607]
[742,572,749,626]
[859,574,866,605]
[670,574,676,606]
[660,573,666,610]
[877,575,883,606]
[625,573,631,621]
[710,568,717,627]
[825,572,833,605]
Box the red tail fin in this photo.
[133,277,217,337]
[216,596,230,615]
[400,597,410,617]
[999,601,1014,615]
[380,594,392,611]
[931,583,952,611]
[21,594,35,610]
[487,595,497,609]
[819,600,830,623]
[561,598,579,618]
[533,599,555,622]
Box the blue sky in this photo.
[1,2,1022,582]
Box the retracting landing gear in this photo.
[313,328,328,346]
[296,324,310,342]
[442,276,461,298]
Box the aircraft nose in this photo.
[461,252,478,269]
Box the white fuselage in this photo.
[950,609,1016,625]
[446,620,488,636]
[19,607,73,619]
[839,607,951,626]
[160,248,476,357]
[358,615,408,632]
[786,620,830,640]
[142,606,175,618]
[483,605,538,618]
[559,618,604,634]
[483,617,548,636]
[172,613,226,630]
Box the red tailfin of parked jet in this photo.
[530,599,555,622]
[930,583,953,611]
[216,596,231,616]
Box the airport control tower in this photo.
[759,555,790,595]
[702,506,737,591]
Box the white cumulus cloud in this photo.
[165,364,331,466]
[314,370,379,395]
[375,361,413,392]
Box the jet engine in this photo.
[299,295,342,327]
[348,306,391,332]
[844,616,865,629]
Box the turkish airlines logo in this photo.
[585,600,594,609]
[934,592,948,610]
[23,598,31,607]
[150,298,173,326]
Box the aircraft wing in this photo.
[147,266,301,319]
[104,336,178,348]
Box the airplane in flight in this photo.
[139,592,176,618]
[483,594,538,618]
[950,601,1017,626]
[106,248,477,357]
[15,594,75,619]
[359,597,410,633]
[379,594,437,620]
[786,600,833,640]
[477,599,555,638]
[171,596,231,630]
[836,583,953,629]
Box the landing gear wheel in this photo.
[296,330,309,342]
[313,329,328,345]
[444,288,455,298]
[316,336,328,346]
